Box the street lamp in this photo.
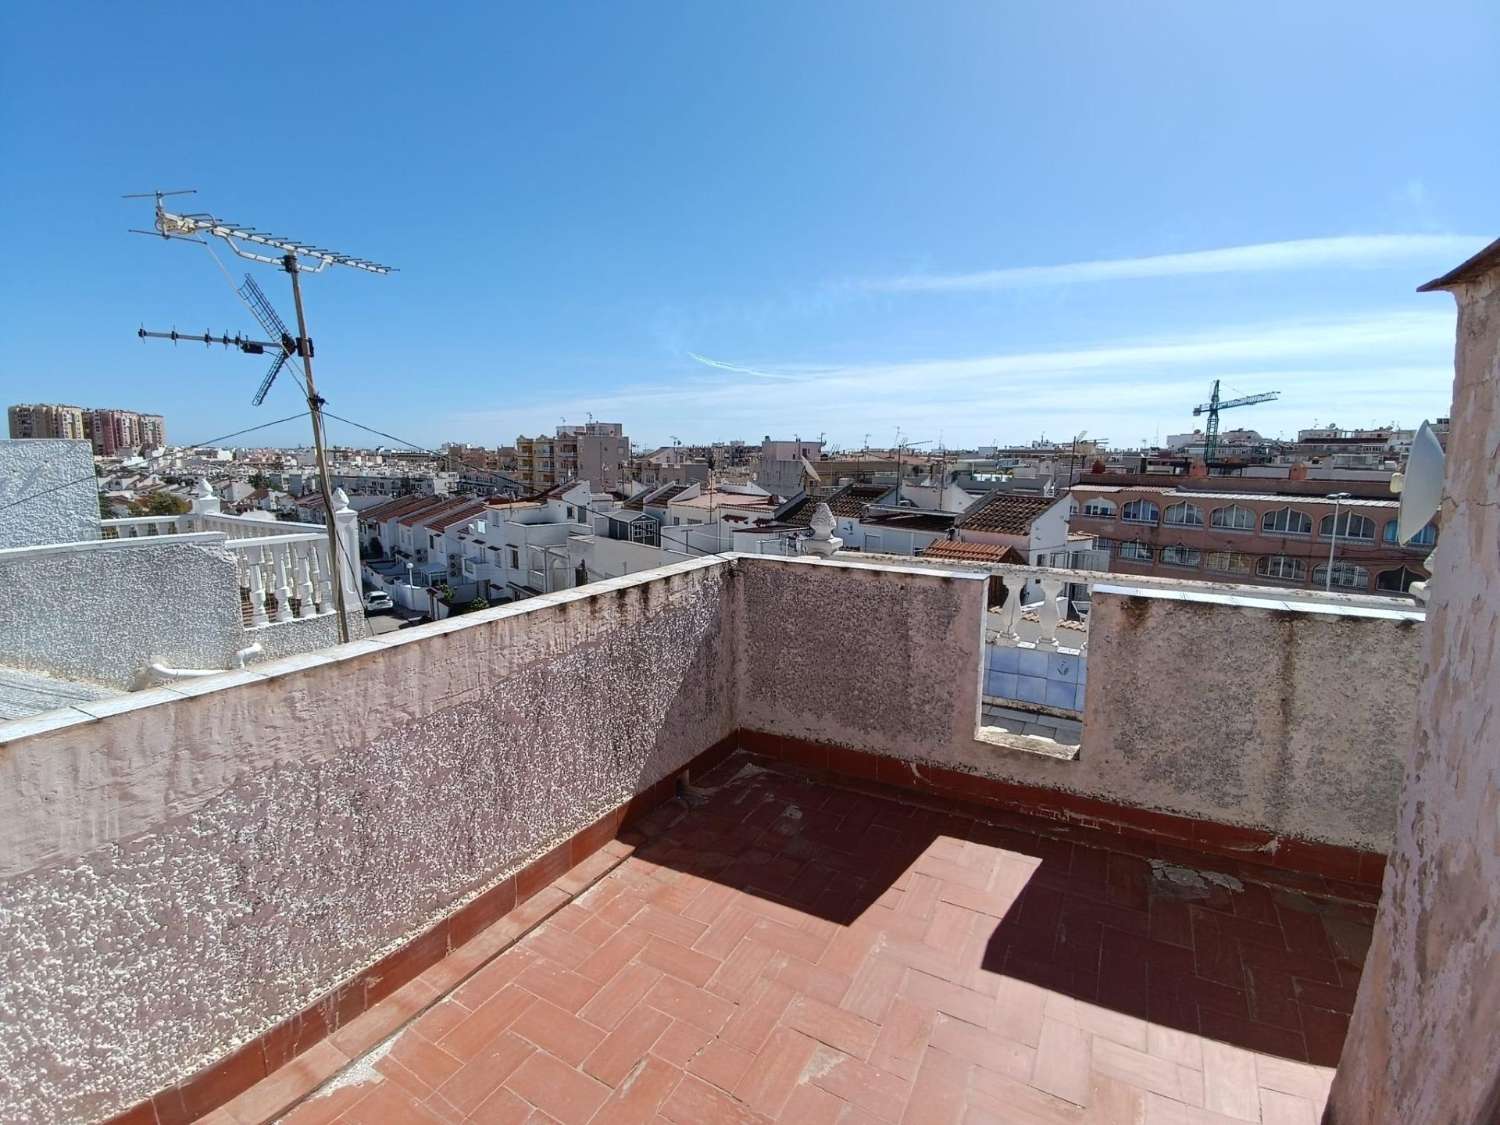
[1325,492,1352,591]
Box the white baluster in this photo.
[1036,574,1064,648]
[314,543,334,613]
[246,548,269,627]
[294,543,315,617]
[272,542,294,622]
[1078,581,1091,653]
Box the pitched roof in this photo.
[955,491,1057,535]
[776,482,891,529]
[918,540,1027,564]
[827,483,892,517]
[359,494,432,523]
[672,490,777,512]
[398,497,468,527]
[646,484,690,507]
[424,501,489,531]
[863,510,956,533]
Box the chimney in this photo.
[1287,462,1308,481]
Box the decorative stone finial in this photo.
[192,478,213,498]
[332,487,352,513]
[803,502,843,558]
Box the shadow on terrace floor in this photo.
[242,753,1374,1124]
[634,754,1374,1068]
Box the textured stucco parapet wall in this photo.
[737,557,1419,852]
[1329,265,1500,1123]
[0,534,245,689]
[0,556,736,1123]
[0,438,101,548]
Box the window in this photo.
[1313,562,1370,589]
[1163,502,1203,527]
[508,547,519,569]
[1121,499,1159,524]
[1161,544,1201,568]
[1205,550,1254,575]
[1261,507,1313,535]
[1256,554,1306,581]
[1210,504,1255,531]
[1119,540,1152,561]
[1377,566,1423,592]
[566,505,576,520]
[1080,497,1116,518]
[1384,519,1437,547]
[1319,512,1374,541]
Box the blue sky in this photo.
[2,1,1494,452]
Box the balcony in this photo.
[0,552,1419,1124]
[0,464,364,698]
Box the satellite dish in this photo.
[1394,421,1445,544]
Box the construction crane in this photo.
[1193,380,1279,462]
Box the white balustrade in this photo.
[984,564,1094,654]
[226,534,334,626]
[100,516,189,539]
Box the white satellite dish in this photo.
[1394,420,1445,544]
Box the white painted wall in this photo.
[0,439,101,549]
[0,536,244,687]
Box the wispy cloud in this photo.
[853,234,1487,294]
[458,308,1454,445]
[686,352,805,381]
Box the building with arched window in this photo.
[1066,482,1430,593]
[1163,501,1203,527]
[1320,512,1375,541]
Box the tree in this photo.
[248,472,271,490]
[98,495,114,519]
[131,492,190,517]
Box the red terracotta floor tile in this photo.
[221,759,1372,1125]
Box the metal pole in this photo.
[283,254,352,643]
[1325,492,1349,591]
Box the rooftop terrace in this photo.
[0,551,1411,1124]
[213,753,1368,1124]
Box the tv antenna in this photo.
[127,189,396,643]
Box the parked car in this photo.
[363,590,394,613]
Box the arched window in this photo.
[1313,562,1370,589]
[1080,497,1117,518]
[1161,544,1201,568]
[1205,550,1254,575]
[1257,555,1307,581]
[1163,502,1203,527]
[1210,504,1255,531]
[1119,540,1153,561]
[1121,499,1159,524]
[1377,566,1423,592]
[1261,507,1312,535]
[1319,512,1375,541]
[1383,519,1437,547]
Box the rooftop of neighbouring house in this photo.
[956,491,1060,535]
[218,752,1365,1124]
[918,539,1026,563]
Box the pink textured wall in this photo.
[1327,258,1500,1122]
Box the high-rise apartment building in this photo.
[7,403,165,454]
[7,403,87,441]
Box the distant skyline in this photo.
[2,2,1495,451]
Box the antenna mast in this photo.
[127,190,396,643]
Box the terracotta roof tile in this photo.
[955,491,1057,535]
[918,540,1027,563]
